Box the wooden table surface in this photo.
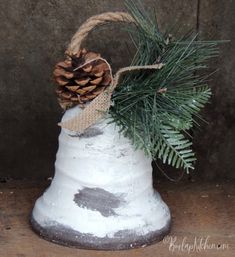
[0,179,234,257]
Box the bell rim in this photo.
[30,215,171,251]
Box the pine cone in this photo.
[53,48,112,109]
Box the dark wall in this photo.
[0,0,234,179]
[195,0,235,179]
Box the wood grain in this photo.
[0,180,234,257]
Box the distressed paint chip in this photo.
[80,127,103,138]
[74,187,125,217]
[69,127,103,138]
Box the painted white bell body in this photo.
[31,106,171,250]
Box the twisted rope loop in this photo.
[59,12,163,132]
[68,12,134,54]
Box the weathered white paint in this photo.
[32,106,171,239]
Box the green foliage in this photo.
[109,0,221,172]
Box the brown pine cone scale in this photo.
[54,48,112,109]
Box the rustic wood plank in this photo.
[0,180,234,257]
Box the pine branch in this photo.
[157,125,196,171]
[109,1,221,172]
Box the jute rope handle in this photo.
[59,12,164,133]
[67,12,134,54]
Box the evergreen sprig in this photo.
[109,1,221,172]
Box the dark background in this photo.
[0,0,234,180]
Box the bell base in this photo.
[30,215,171,250]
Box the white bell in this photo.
[31,106,171,250]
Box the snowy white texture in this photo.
[32,106,171,238]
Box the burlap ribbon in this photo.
[59,12,164,133]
